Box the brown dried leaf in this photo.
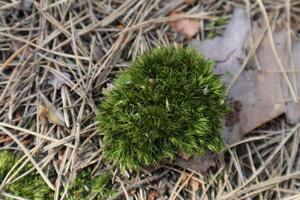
[190,7,300,145]
[185,0,195,5]
[190,8,256,143]
[0,135,12,144]
[116,23,125,30]
[147,190,159,200]
[38,104,49,125]
[169,10,200,39]
[38,93,65,126]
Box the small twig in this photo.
[107,170,170,200]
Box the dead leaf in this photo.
[21,138,31,146]
[190,7,256,143]
[38,93,65,126]
[38,104,49,125]
[56,148,67,167]
[185,0,195,5]
[147,190,159,200]
[47,72,70,89]
[169,10,200,39]
[93,44,105,60]
[116,23,125,30]
[190,7,300,145]
[0,135,12,144]
[181,172,202,187]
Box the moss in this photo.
[0,151,116,200]
[68,169,117,200]
[0,150,53,200]
[97,46,228,170]
[0,150,17,181]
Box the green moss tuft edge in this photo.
[97,46,228,170]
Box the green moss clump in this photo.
[0,150,17,181]
[0,150,53,200]
[0,151,116,200]
[97,46,228,170]
[68,169,117,200]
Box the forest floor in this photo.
[1,0,300,199]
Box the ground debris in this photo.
[191,7,300,144]
[169,9,200,39]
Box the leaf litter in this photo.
[169,9,200,39]
[38,93,65,127]
[191,7,300,144]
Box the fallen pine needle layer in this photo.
[0,0,300,199]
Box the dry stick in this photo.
[54,147,71,200]
[1,191,27,200]
[1,144,55,192]
[169,172,185,200]
[226,148,246,184]
[45,14,90,50]
[288,130,300,189]
[171,172,194,200]
[107,170,170,200]
[227,25,267,91]
[39,12,88,48]
[0,53,34,104]
[80,0,139,35]
[0,1,19,11]
[61,85,70,128]
[285,0,298,98]
[0,38,36,72]
[228,135,268,148]
[38,62,96,111]
[38,0,68,12]
[238,171,300,199]
[256,0,298,103]
[83,36,96,97]
[153,0,185,18]
[0,122,74,148]
[0,126,55,190]
[219,123,300,200]
[246,144,264,200]
[285,193,300,200]
[119,179,130,200]
[200,166,224,200]
[70,20,86,86]
[0,32,89,61]
[0,152,31,189]
[120,12,218,34]
[34,2,71,37]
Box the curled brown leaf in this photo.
[38,93,65,126]
[169,10,200,39]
